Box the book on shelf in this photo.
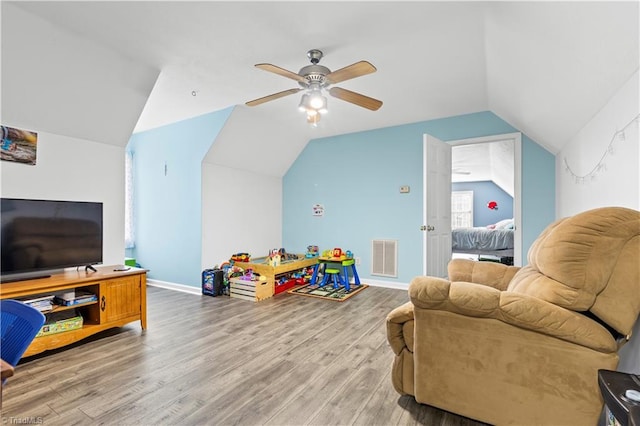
[53,291,97,306]
[19,295,55,312]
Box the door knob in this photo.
[420,225,427,231]
[427,225,435,231]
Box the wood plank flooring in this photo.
[1,285,488,425]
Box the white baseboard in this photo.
[363,278,409,291]
[147,279,201,296]
[147,277,409,295]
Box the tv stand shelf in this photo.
[0,266,147,358]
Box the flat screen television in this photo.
[1,198,103,282]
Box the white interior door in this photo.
[422,134,452,277]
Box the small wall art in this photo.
[313,203,324,217]
[1,125,38,165]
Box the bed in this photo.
[452,218,514,263]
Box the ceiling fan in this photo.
[245,49,383,125]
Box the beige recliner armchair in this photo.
[387,207,640,425]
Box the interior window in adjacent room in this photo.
[451,190,473,229]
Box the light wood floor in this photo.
[2,285,488,425]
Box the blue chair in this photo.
[1,300,45,372]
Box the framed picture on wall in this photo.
[1,125,38,165]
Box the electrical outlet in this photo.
[400,185,410,193]
[355,257,361,265]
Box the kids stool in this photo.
[341,259,360,291]
[320,268,344,289]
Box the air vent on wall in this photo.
[371,239,398,278]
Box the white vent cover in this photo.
[371,239,398,278]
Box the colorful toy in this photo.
[305,245,319,258]
[267,248,281,267]
[230,253,250,263]
[275,247,297,261]
[243,268,254,280]
[269,254,281,267]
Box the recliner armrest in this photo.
[386,302,414,356]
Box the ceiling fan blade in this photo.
[326,61,377,84]
[246,88,303,107]
[329,87,383,111]
[255,63,307,84]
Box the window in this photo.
[124,151,134,249]
[452,191,473,229]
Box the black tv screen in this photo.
[1,198,103,281]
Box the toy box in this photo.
[274,278,300,295]
[37,315,83,337]
[229,277,273,301]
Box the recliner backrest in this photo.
[507,207,640,335]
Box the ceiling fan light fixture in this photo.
[298,94,310,112]
[299,90,327,122]
[309,92,326,110]
[307,113,321,126]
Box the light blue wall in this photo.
[284,125,422,284]
[283,111,555,283]
[452,181,514,227]
[127,108,233,287]
[521,134,556,260]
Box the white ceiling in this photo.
[452,140,514,196]
[3,1,638,176]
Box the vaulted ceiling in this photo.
[452,140,515,197]
[3,1,638,177]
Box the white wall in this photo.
[1,131,126,267]
[2,3,158,147]
[556,71,639,215]
[201,163,282,269]
[556,70,640,374]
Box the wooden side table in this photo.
[1,358,14,381]
[598,369,640,426]
[1,358,15,409]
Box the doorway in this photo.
[422,132,522,277]
[450,133,522,266]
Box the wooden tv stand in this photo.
[0,266,147,358]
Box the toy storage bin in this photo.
[229,277,273,301]
[274,279,298,295]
